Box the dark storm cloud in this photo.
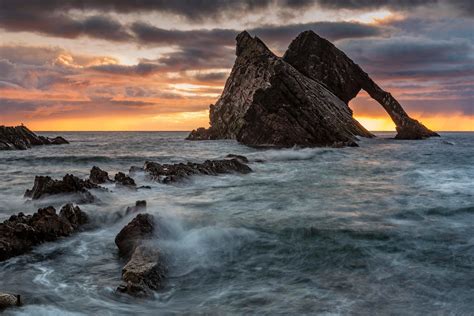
[339,37,474,78]
[0,4,132,41]
[193,72,229,82]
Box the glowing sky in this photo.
[0,1,472,131]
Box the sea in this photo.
[0,132,473,315]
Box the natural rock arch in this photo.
[283,30,439,139]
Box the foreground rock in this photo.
[115,172,136,188]
[0,125,68,150]
[143,158,252,183]
[283,31,438,140]
[115,214,166,296]
[0,204,88,261]
[24,174,99,203]
[187,30,437,146]
[0,293,21,310]
[89,166,111,184]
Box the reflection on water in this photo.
[0,132,473,315]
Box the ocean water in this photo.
[0,132,473,315]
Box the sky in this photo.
[0,0,473,131]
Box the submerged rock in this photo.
[125,200,147,216]
[89,166,111,184]
[114,172,136,188]
[0,293,21,310]
[0,125,68,150]
[115,213,166,296]
[24,174,98,203]
[143,158,252,184]
[225,154,249,163]
[187,30,438,146]
[0,204,88,261]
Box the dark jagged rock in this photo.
[0,204,88,261]
[115,214,155,258]
[283,30,438,140]
[225,154,249,163]
[115,214,166,296]
[0,293,21,310]
[143,158,252,184]
[125,201,147,216]
[89,166,111,184]
[186,127,219,140]
[0,125,69,150]
[117,245,166,297]
[24,174,98,203]
[115,172,136,187]
[187,30,438,146]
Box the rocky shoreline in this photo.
[0,125,68,150]
[0,155,254,309]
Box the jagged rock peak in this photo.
[236,31,274,58]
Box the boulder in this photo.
[114,172,136,187]
[0,293,21,310]
[24,174,98,203]
[117,245,166,297]
[143,158,252,184]
[0,125,69,150]
[89,166,111,184]
[115,214,166,296]
[115,213,155,258]
[0,204,88,261]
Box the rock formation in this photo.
[0,125,68,150]
[115,214,166,296]
[143,158,252,184]
[283,31,438,140]
[0,204,88,261]
[24,174,99,203]
[114,172,136,188]
[89,166,111,184]
[187,30,438,146]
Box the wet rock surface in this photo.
[0,293,21,310]
[143,158,252,184]
[115,172,136,187]
[89,166,111,184]
[187,30,438,145]
[0,204,88,261]
[24,174,99,203]
[0,125,68,150]
[115,214,166,296]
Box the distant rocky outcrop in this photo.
[0,204,88,261]
[187,30,438,146]
[143,158,252,184]
[0,125,68,150]
[115,214,166,296]
[24,174,99,203]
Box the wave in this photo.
[250,147,331,162]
